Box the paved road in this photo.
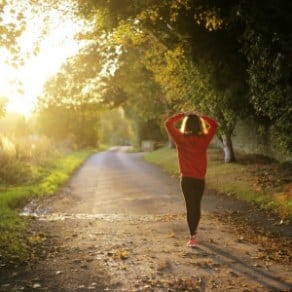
[48,146,184,216]
[2,147,291,291]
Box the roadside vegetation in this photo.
[0,135,96,262]
[144,147,292,221]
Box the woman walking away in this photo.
[164,111,218,248]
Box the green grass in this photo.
[0,148,96,262]
[144,147,291,220]
[144,147,178,175]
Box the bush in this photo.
[30,136,58,165]
[0,135,60,185]
[0,152,33,185]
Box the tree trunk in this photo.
[222,134,236,163]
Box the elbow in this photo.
[164,119,171,128]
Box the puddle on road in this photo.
[20,210,185,222]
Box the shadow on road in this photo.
[190,242,292,291]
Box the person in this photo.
[164,110,218,248]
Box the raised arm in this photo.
[201,115,218,143]
[164,112,185,143]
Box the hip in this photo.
[180,176,205,188]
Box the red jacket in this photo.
[165,113,218,179]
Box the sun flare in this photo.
[0,4,82,117]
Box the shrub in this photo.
[0,152,33,185]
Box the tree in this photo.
[74,0,251,162]
[36,42,107,147]
[141,1,249,162]
[101,46,167,148]
[98,108,131,146]
[240,0,292,153]
[73,0,291,160]
[0,0,53,67]
[0,0,26,65]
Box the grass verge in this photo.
[0,148,96,262]
[144,147,292,221]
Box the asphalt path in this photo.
[44,146,184,216]
[1,147,291,291]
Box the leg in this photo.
[180,177,205,236]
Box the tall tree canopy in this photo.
[73,0,252,161]
[36,0,291,158]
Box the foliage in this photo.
[0,0,26,65]
[36,105,100,148]
[0,134,57,185]
[0,153,33,185]
[239,0,292,153]
[53,29,168,147]
[32,0,292,159]
[0,0,44,66]
[98,108,131,146]
[36,43,108,147]
[39,42,105,108]
[73,0,253,162]
[0,113,58,185]
[101,46,167,146]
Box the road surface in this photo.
[1,147,291,291]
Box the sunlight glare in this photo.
[0,4,83,117]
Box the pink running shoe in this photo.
[187,236,198,248]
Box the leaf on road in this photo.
[111,250,129,260]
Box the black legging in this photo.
[180,176,205,236]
